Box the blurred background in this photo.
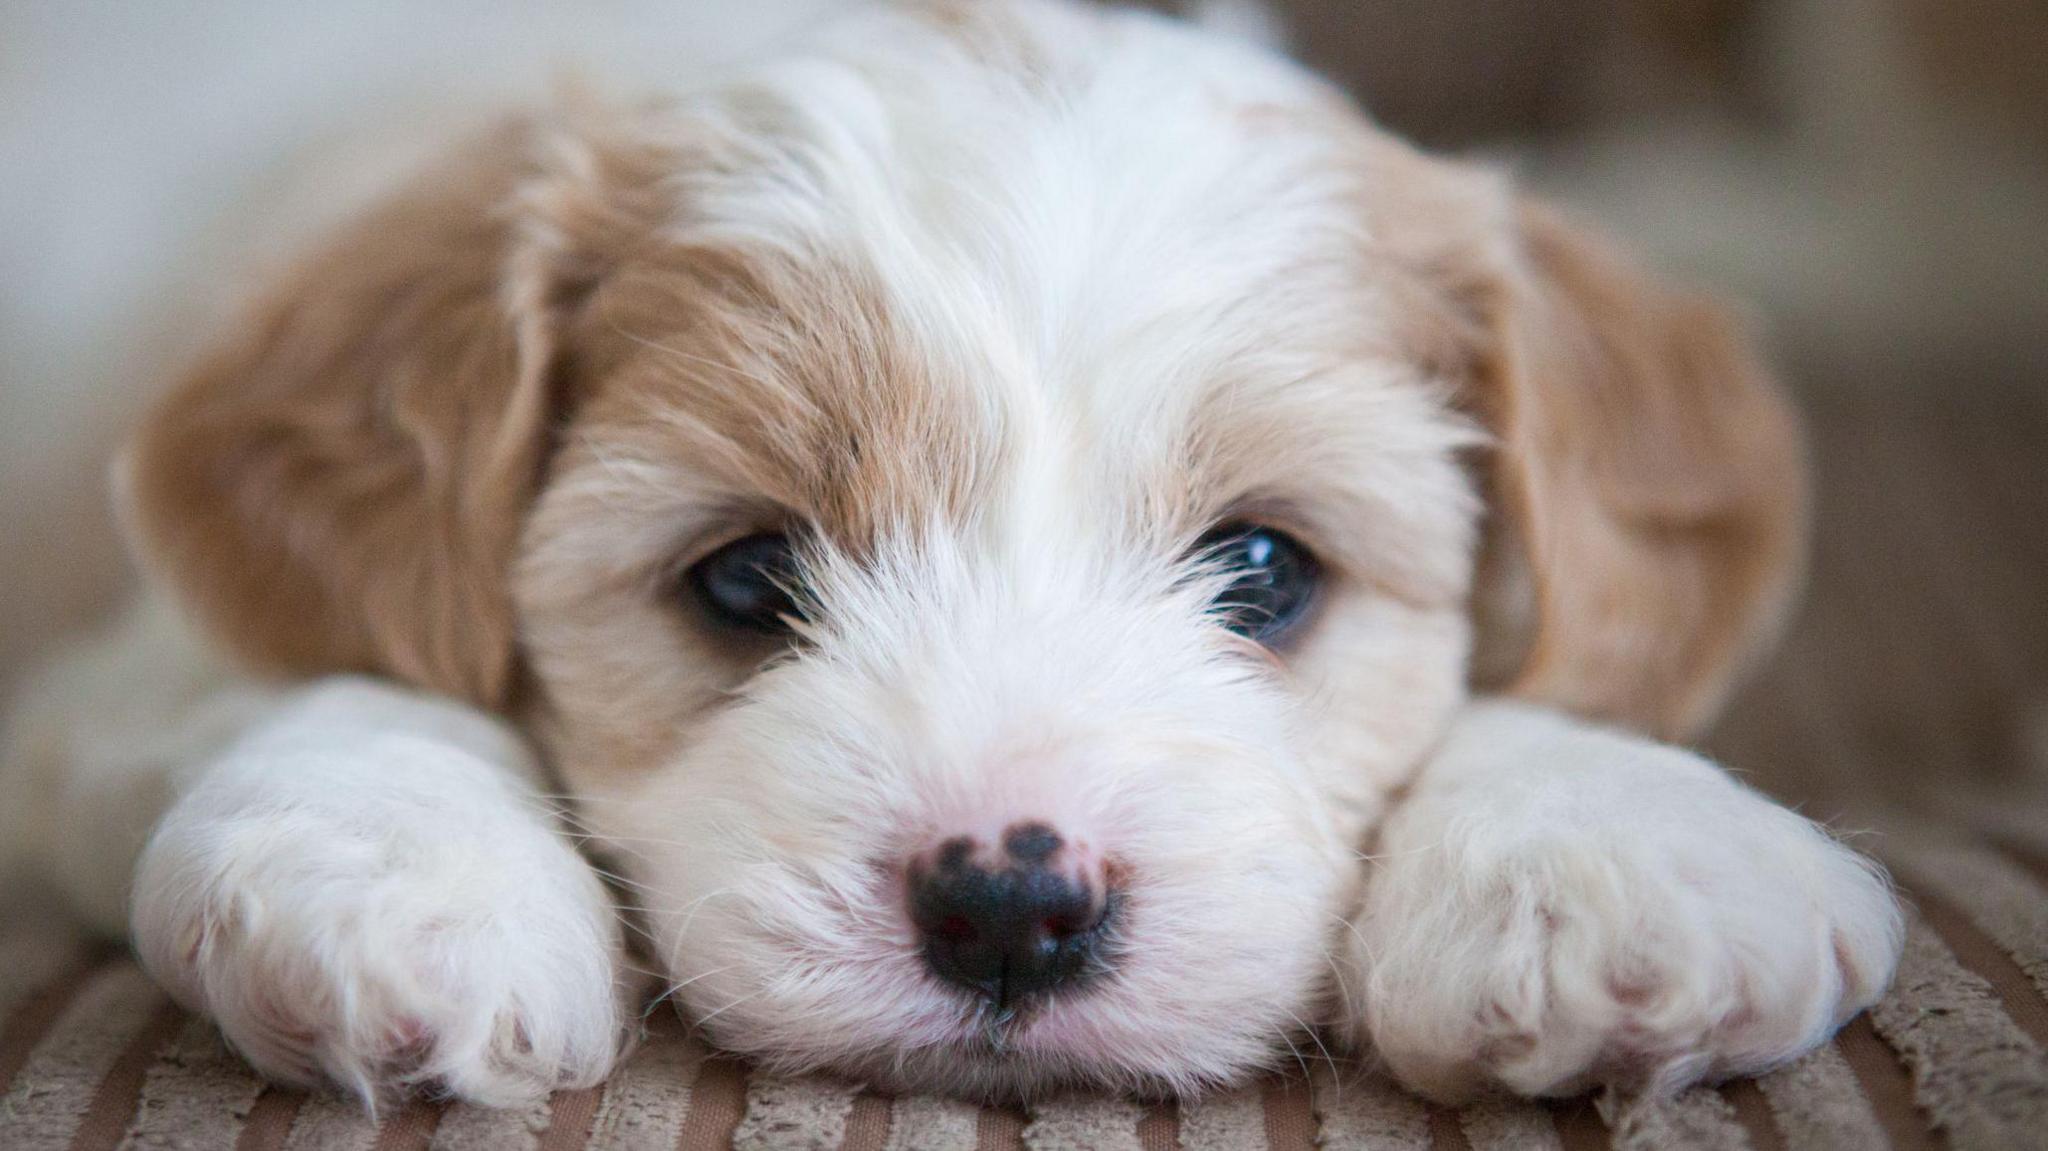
[1262,0,2048,827]
[3,0,2044,823]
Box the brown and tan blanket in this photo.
[4,808,2048,1151]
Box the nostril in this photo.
[936,837,975,871]
[934,915,977,942]
[1004,822,1062,863]
[1042,915,1084,941]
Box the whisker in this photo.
[662,887,740,968]
[1348,829,1451,865]
[1317,940,1353,1020]
[689,985,773,1030]
[1278,1003,1342,1082]
[1273,1019,1313,1083]
[1323,908,1378,977]
[586,864,659,896]
[645,963,741,1017]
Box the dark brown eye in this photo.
[687,533,804,634]
[1194,523,1320,643]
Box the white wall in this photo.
[0,0,853,683]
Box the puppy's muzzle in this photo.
[908,822,1118,1009]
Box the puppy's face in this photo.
[513,48,1477,1088]
[123,0,1804,1099]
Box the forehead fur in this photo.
[541,0,1480,600]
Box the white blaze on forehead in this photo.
[659,1,1378,554]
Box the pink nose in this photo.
[906,822,1116,1008]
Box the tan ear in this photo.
[1465,203,1808,741]
[121,117,660,708]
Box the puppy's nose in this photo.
[908,823,1114,1007]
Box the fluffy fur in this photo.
[1347,701,1901,1100]
[130,678,630,1105]
[2,0,1899,1109]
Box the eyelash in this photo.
[1191,522,1322,643]
[684,531,806,635]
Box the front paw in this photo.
[130,698,629,1107]
[1341,721,1903,1102]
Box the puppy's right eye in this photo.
[1194,522,1320,644]
[686,533,804,635]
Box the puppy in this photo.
[0,0,1901,1109]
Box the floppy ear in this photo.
[1462,203,1808,741]
[120,117,664,709]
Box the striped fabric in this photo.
[5,825,2048,1151]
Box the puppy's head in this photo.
[121,0,1802,1099]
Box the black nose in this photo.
[908,824,1114,1008]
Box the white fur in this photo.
[1342,700,1903,1101]
[127,677,630,1108]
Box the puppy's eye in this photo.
[1195,523,1320,643]
[686,533,805,635]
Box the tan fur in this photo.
[1333,129,1804,741]
[120,128,552,707]
[118,117,686,709]
[1467,205,1806,740]
[575,248,1006,553]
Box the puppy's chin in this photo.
[649,852,1343,1101]
[752,999,1288,1102]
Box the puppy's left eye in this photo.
[1195,523,1320,643]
